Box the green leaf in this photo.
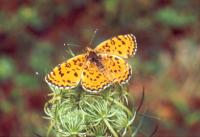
[0,99,13,113]
[0,56,15,80]
[15,73,39,89]
[103,0,119,13]
[155,7,197,27]
[18,6,42,27]
[186,112,200,126]
[29,41,53,73]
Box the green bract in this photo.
[44,84,139,137]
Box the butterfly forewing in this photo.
[95,34,137,58]
[45,54,86,89]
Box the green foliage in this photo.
[0,98,13,113]
[138,59,162,76]
[155,7,197,27]
[18,7,42,27]
[0,6,42,32]
[0,56,15,80]
[14,73,39,89]
[186,112,200,126]
[103,0,119,14]
[44,85,138,137]
[29,42,53,73]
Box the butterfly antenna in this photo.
[64,43,80,47]
[89,28,99,47]
[64,43,77,57]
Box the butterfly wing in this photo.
[81,61,111,93]
[45,54,86,89]
[99,54,132,84]
[95,34,137,58]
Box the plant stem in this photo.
[108,97,133,116]
[103,119,118,137]
[47,120,55,137]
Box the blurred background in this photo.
[0,0,200,136]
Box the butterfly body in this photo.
[86,48,104,70]
[45,34,137,93]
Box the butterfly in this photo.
[45,34,137,93]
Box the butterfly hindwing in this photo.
[95,34,137,58]
[45,54,86,89]
[99,54,132,84]
[81,61,111,93]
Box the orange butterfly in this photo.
[45,34,137,93]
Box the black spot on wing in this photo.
[65,63,71,68]
[114,57,119,60]
[74,72,78,77]
[111,39,115,45]
[118,51,122,54]
[60,72,64,77]
[67,80,71,83]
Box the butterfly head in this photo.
[85,47,93,52]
